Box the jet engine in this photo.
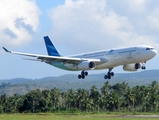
[77,61,96,70]
[123,63,141,71]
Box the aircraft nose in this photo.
[152,49,157,57]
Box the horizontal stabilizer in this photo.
[2,47,11,53]
[23,58,42,62]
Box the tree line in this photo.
[0,81,159,113]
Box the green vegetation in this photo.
[0,81,159,113]
[0,114,159,120]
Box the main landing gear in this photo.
[78,69,114,80]
[104,68,114,79]
[78,70,88,79]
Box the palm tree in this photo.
[149,81,159,112]
[50,87,61,109]
[9,94,22,113]
[96,94,104,112]
[76,89,90,111]
[124,87,135,112]
[0,94,8,113]
[90,85,100,110]
[101,82,111,96]
[65,89,77,109]
[41,90,51,112]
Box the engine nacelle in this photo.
[77,61,96,70]
[123,63,141,71]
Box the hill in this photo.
[0,70,159,96]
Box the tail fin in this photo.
[44,36,61,56]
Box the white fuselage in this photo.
[53,45,157,71]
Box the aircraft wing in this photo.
[2,47,105,64]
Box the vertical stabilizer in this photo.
[44,36,61,56]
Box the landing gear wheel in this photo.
[82,74,85,79]
[81,71,85,75]
[108,75,111,79]
[104,75,108,79]
[141,61,146,70]
[111,72,114,76]
[141,66,146,70]
[107,72,111,76]
[78,75,82,79]
[85,72,88,76]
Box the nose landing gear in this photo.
[141,61,146,70]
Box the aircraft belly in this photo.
[112,57,122,65]
[64,63,78,70]
[95,62,115,70]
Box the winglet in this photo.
[44,36,61,56]
[2,47,11,53]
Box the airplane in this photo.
[3,36,157,79]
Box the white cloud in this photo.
[128,0,146,13]
[147,8,159,30]
[0,0,40,46]
[48,0,159,54]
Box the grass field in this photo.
[1,114,159,120]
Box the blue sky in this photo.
[0,0,159,79]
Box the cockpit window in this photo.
[146,48,154,50]
[146,48,150,50]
